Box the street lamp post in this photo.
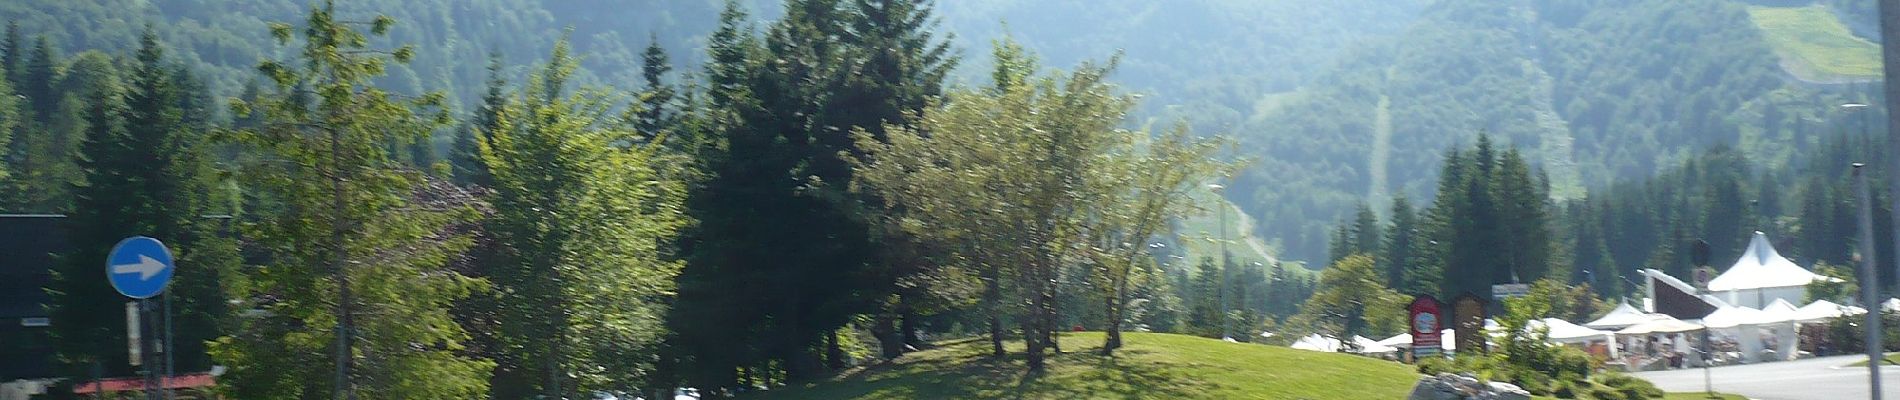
[1855,162,1884,400]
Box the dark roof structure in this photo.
[0,214,70,380]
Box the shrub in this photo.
[1417,356,1458,375]
[1550,379,1581,399]
[1584,386,1626,400]
[1594,372,1662,400]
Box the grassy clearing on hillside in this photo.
[1172,193,1300,274]
[1746,5,1881,80]
[746,332,1419,399]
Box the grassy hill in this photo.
[1172,193,1303,274]
[1747,5,1882,81]
[745,332,1421,400]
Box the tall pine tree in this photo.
[210,4,491,398]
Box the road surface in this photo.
[1633,355,1900,400]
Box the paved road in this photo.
[1633,355,1900,400]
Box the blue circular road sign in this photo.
[106,236,175,299]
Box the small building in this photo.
[0,215,69,397]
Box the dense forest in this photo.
[3,0,1897,398]
[1237,0,1884,260]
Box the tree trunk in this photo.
[985,267,1005,358]
[1022,314,1045,372]
[1102,284,1122,354]
[825,330,846,370]
[900,299,923,351]
[873,312,902,359]
[1043,269,1061,354]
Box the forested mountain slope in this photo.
[1234,0,1884,260]
[0,0,1880,264]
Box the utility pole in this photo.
[1856,163,1884,400]
[1209,183,1229,339]
[1880,0,1900,306]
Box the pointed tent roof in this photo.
[1617,315,1705,335]
[1707,232,1824,291]
[1585,302,1651,329]
[1794,299,1865,322]
[1699,306,1770,328]
[1531,318,1615,342]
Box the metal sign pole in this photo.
[143,298,157,400]
[163,292,173,400]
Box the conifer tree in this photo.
[0,76,17,208]
[632,34,678,146]
[450,52,505,187]
[211,4,491,398]
[0,22,19,83]
[1382,195,1418,292]
[47,30,239,376]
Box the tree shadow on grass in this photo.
[761,342,1211,399]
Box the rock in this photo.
[1486,382,1530,400]
[1406,373,1532,400]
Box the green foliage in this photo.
[1409,136,1553,299]
[209,4,490,398]
[1489,290,1597,396]
[45,28,239,379]
[1592,372,1665,400]
[1234,0,1831,264]
[1806,262,1856,303]
[1289,255,1406,341]
[481,37,688,397]
[1821,310,1900,354]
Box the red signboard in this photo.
[1408,294,1443,358]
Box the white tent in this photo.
[1290,334,1342,352]
[1794,299,1865,322]
[1352,335,1397,354]
[1709,232,1824,291]
[1708,232,1831,308]
[1617,315,1705,335]
[1760,299,1801,322]
[1885,298,1900,312]
[1378,333,1411,348]
[1375,329,1460,351]
[1586,302,1653,330]
[1531,318,1614,343]
[1699,306,1770,329]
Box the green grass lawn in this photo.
[1747,5,1881,80]
[744,332,1420,399]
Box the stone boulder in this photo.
[1405,373,1532,400]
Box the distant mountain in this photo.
[1227,0,1883,261]
[0,0,1876,264]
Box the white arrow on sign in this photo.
[111,255,168,280]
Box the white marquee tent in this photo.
[1532,318,1615,344]
[1761,299,1801,321]
[1353,335,1397,354]
[1707,232,1832,308]
[1793,299,1864,323]
[1290,334,1342,352]
[1585,302,1657,330]
[1698,305,1771,329]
